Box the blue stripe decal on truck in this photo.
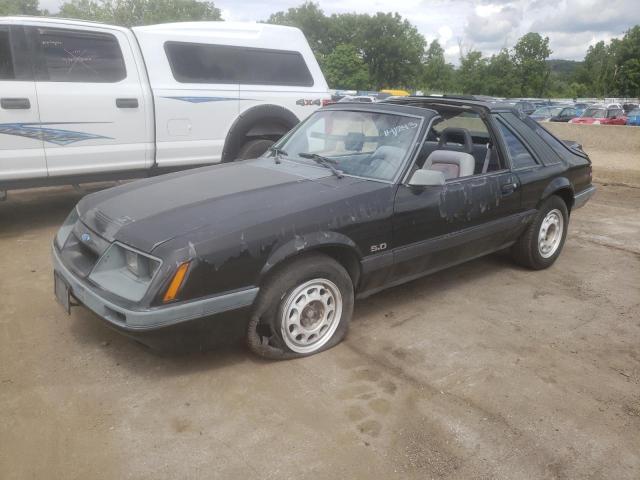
[163,96,258,103]
[0,122,111,145]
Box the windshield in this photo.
[583,107,605,118]
[532,107,550,116]
[274,110,421,182]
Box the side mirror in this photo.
[408,169,445,187]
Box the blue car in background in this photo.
[627,109,640,126]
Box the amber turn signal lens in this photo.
[163,262,190,303]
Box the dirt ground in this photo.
[0,183,639,480]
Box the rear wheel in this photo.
[511,195,569,269]
[246,253,354,359]
[235,138,275,161]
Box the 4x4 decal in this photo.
[296,98,321,106]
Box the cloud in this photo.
[531,0,640,33]
[463,3,522,48]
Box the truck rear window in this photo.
[165,42,314,87]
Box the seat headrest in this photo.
[438,127,473,154]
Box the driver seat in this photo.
[423,150,475,180]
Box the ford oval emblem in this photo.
[81,233,91,242]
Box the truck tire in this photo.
[221,104,299,162]
[511,195,569,270]
[235,138,275,160]
[246,253,354,360]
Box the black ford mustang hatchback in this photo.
[53,97,595,358]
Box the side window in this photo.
[164,42,314,86]
[497,121,538,169]
[35,28,126,83]
[0,28,14,80]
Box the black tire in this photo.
[246,253,354,360]
[235,138,275,161]
[511,195,569,270]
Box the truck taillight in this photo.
[321,99,334,107]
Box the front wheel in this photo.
[246,253,354,359]
[511,195,569,269]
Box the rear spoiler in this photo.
[562,140,589,159]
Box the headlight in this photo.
[89,243,161,301]
[55,207,79,248]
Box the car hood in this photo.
[77,159,356,253]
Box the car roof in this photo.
[322,101,439,119]
[382,95,520,114]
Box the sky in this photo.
[41,0,640,64]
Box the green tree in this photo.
[0,0,45,15]
[615,26,640,97]
[357,12,426,90]
[58,0,221,27]
[322,43,370,89]
[268,5,426,90]
[512,32,552,97]
[267,2,330,56]
[422,40,455,94]
[457,50,487,94]
[577,41,615,97]
[485,48,519,97]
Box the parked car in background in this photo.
[53,97,595,358]
[515,100,536,115]
[573,103,591,115]
[550,106,579,122]
[530,106,565,122]
[627,108,640,126]
[623,103,639,114]
[0,17,329,196]
[570,106,627,125]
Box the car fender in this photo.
[540,177,575,209]
[260,231,362,279]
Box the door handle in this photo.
[116,98,139,108]
[501,182,518,195]
[1,98,31,109]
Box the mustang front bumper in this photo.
[52,245,259,333]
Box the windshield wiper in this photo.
[268,146,288,164]
[299,152,343,178]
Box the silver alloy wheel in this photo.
[538,208,564,258]
[280,278,343,354]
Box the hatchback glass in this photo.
[275,110,421,182]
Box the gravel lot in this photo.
[1,183,638,479]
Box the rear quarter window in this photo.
[496,120,538,169]
[165,42,314,87]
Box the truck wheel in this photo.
[511,195,569,270]
[235,138,275,161]
[246,253,354,359]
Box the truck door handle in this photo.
[1,98,31,109]
[501,182,518,195]
[116,98,138,108]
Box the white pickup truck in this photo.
[0,17,329,196]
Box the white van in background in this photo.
[0,17,330,196]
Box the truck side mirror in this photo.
[408,169,446,187]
